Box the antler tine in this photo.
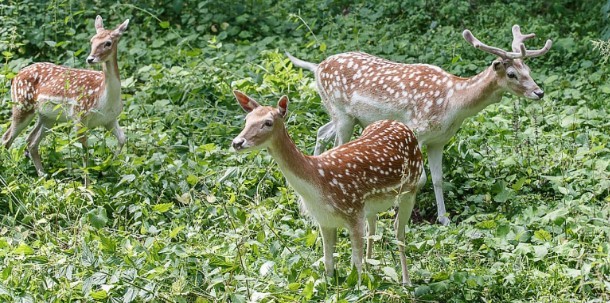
[513,24,553,59]
[511,25,536,52]
[463,29,523,60]
[524,39,553,58]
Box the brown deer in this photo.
[286,25,552,226]
[231,90,423,285]
[2,15,129,177]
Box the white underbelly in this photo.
[363,196,396,217]
[85,106,121,127]
[37,99,73,122]
[300,196,348,228]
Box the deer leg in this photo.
[365,215,376,260]
[417,168,428,189]
[428,144,450,226]
[76,126,89,166]
[320,226,337,277]
[349,218,365,280]
[417,143,427,189]
[333,116,356,147]
[396,191,416,285]
[75,126,91,186]
[314,122,335,156]
[105,120,126,155]
[25,116,52,177]
[2,109,35,149]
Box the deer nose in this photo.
[232,138,245,150]
[534,90,544,99]
[86,57,95,64]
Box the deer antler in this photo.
[512,25,553,58]
[462,29,525,59]
[463,25,552,60]
[511,25,535,52]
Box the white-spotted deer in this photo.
[2,15,129,177]
[286,25,552,225]
[231,90,423,285]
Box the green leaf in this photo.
[90,272,106,285]
[153,203,174,213]
[496,224,510,237]
[230,294,246,303]
[366,258,381,266]
[175,193,191,204]
[287,282,300,291]
[305,231,317,247]
[346,266,359,286]
[512,177,527,191]
[259,260,274,277]
[159,21,170,29]
[381,266,399,283]
[123,287,137,303]
[452,271,468,284]
[169,225,185,238]
[194,297,209,303]
[302,278,314,299]
[0,238,8,249]
[429,281,449,292]
[543,75,559,85]
[2,51,13,59]
[542,208,569,225]
[88,207,108,229]
[90,289,108,300]
[99,233,116,252]
[0,283,9,296]
[493,188,511,203]
[533,245,549,259]
[533,229,552,242]
[414,285,431,297]
[13,243,34,255]
[186,174,199,186]
[476,219,497,229]
[118,174,136,186]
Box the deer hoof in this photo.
[438,216,450,226]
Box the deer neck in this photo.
[453,65,504,116]
[266,126,318,191]
[101,49,121,101]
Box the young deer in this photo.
[286,25,552,225]
[231,90,423,285]
[2,15,129,176]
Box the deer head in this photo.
[86,15,129,64]
[463,25,552,100]
[232,90,288,151]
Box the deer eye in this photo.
[263,120,273,127]
[104,41,112,47]
[507,72,517,79]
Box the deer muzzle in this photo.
[232,137,246,151]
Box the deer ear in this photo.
[112,19,129,37]
[277,96,289,117]
[95,15,104,33]
[233,90,260,113]
[492,60,505,72]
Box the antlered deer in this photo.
[286,25,552,225]
[2,15,129,177]
[231,90,422,285]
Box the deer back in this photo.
[12,63,105,112]
[314,120,422,211]
[315,52,458,127]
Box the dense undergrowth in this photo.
[0,0,609,302]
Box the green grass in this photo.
[1,1,609,302]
